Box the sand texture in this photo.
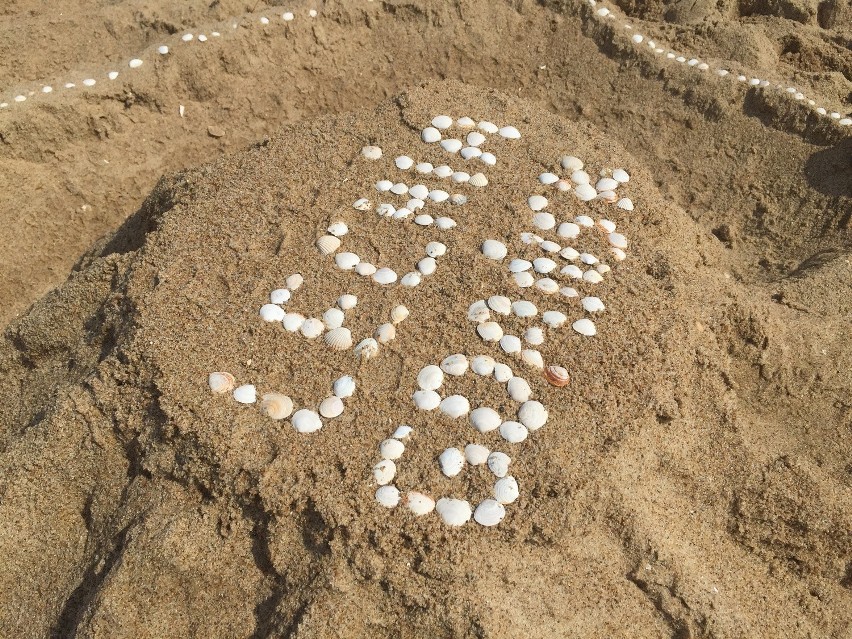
[0,1,851,638]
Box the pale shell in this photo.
[439,394,471,418]
[439,448,465,477]
[557,222,580,239]
[376,203,395,217]
[509,259,532,273]
[395,155,414,170]
[417,257,437,276]
[542,311,567,328]
[468,173,488,187]
[375,485,400,508]
[544,365,570,388]
[561,155,584,171]
[209,372,236,394]
[580,252,599,265]
[468,300,490,323]
[432,115,453,129]
[324,327,352,350]
[575,183,598,201]
[487,295,512,315]
[533,213,556,230]
[575,215,594,227]
[422,127,441,143]
[416,162,434,174]
[451,171,470,183]
[474,499,506,527]
[319,396,344,418]
[316,235,341,255]
[539,172,559,185]
[480,152,497,166]
[355,338,380,360]
[571,169,590,185]
[513,272,535,288]
[441,139,463,153]
[597,219,617,233]
[392,208,411,220]
[611,247,627,261]
[457,116,476,128]
[380,439,405,460]
[467,131,486,146]
[408,197,425,210]
[617,198,634,211]
[481,239,507,261]
[470,407,502,433]
[338,294,357,310]
[471,355,496,376]
[500,335,522,354]
[292,409,323,433]
[441,354,469,376]
[375,323,396,344]
[520,349,544,369]
[494,476,519,504]
[328,221,349,237]
[562,264,583,279]
[435,217,457,229]
[498,125,521,139]
[465,444,490,465]
[507,376,532,402]
[373,459,396,485]
[282,313,306,332]
[436,498,472,526]
[560,247,580,261]
[518,400,548,431]
[608,232,628,249]
[426,241,447,258]
[376,180,393,192]
[535,278,560,295]
[428,190,449,203]
[323,307,345,329]
[270,288,291,304]
[361,145,382,160]
[413,389,441,410]
[233,384,256,404]
[561,287,579,298]
[417,365,444,391]
[596,177,619,191]
[477,322,504,342]
[487,452,511,478]
[373,268,398,285]
[528,195,548,211]
[584,270,604,284]
[335,252,360,270]
[450,193,468,205]
[301,318,324,339]
[260,304,285,322]
[407,491,436,516]
[409,184,429,199]
[581,296,605,312]
[539,240,561,253]
[391,305,410,324]
[512,300,538,317]
[433,165,453,178]
[333,375,356,398]
[493,363,513,383]
[391,183,408,195]
[572,318,596,336]
[393,425,413,440]
[460,147,482,160]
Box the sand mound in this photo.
[1,80,849,638]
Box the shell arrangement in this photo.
[208,112,634,528]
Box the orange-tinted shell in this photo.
[544,365,570,388]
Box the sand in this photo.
[0,0,850,637]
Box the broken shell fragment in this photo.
[355,338,380,360]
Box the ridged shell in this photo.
[571,169,590,184]
[617,197,634,211]
[436,498,472,526]
[507,377,532,402]
[407,491,436,515]
[375,323,396,344]
[373,459,396,485]
[417,365,444,391]
[439,448,465,477]
[487,452,511,478]
[316,235,341,255]
[439,395,470,418]
[561,155,583,171]
[375,485,400,508]
[512,300,538,317]
[500,420,529,443]
[524,327,544,345]
[319,396,344,418]
[465,443,490,465]
[468,173,488,187]
[440,354,469,376]
[391,305,410,324]
[518,401,548,431]
[544,365,570,387]
[474,499,506,526]
[355,338,379,360]
[292,409,323,433]
[470,407,502,433]
[233,384,256,404]
[380,439,405,460]
[494,476,519,504]
[209,372,235,394]
[261,392,293,419]
[333,375,356,398]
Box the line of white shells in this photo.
[386,160,491,187]
[0,8,319,110]
[538,157,634,210]
[587,1,851,127]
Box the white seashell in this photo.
[480,152,497,166]
[375,323,396,344]
[414,215,433,226]
[532,257,556,274]
[390,183,408,195]
[539,173,559,185]
[417,365,444,391]
[373,268,398,285]
[395,155,414,170]
[457,116,476,128]
[535,278,560,295]
[319,396,344,418]
[416,162,434,174]
[433,165,453,178]
[487,295,512,315]
[477,322,504,342]
[494,476,519,504]
[498,125,521,139]
[408,198,425,211]
[428,190,450,203]
[596,177,619,192]
[409,184,429,199]
[509,259,532,273]
[596,264,611,275]
[520,233,543,245]
[581,296,605,312]
[493,363,513,382]
[441,139,463,153]
[597,190,617,203]
[560,286,579,298]
[270,289,291,304]
[393,425,413,439]
[376,203,395,217]
[436,498,472,526]
[468,300,491,323]
[542,311,567,328]
[533,212,556,230]
[261,393,293,420]
[482,239,507,261]
[355,262,377,276]
[539,240,561,253]
[441,354,469,376]
[511,300,538,317]
[500,421,528,443]
[471,355,496,376]
[474,499,506,527]
[333,375,356,398]
[557,222,580,239]
[468,173,489,187]
[440,394,470,418]
[413,389,441,410]
[391,305,410,324]
[451,193,468,205]
[335,252,360,270]
[376,180,393,192]
[584,270,604,284]
[560,247,580,261]
[475,120,496,133]
[518,400,548,431]
[575,183,597,201]
[407,491,436,515]
[500,335,522,354]
[528,195,548,211]
[375,485,400,508]
[513,272,535,288]
[417,257,437,276]
[520,349,544,369]
[575,215,594,227]
[524,327,544,345]
[561,156,584,171]
[301,318,324,339]
[562,264,583,279]
[355,338,380,360]
[432,114,453,129]
[282,313,305,332]
[465,443,490,465]
[361,145,382,160]
[616,198,634,211]
[439,448,465,477]
[324,327,353,350]
[328,221,349,237]
[373,459,396,485]
[608,232,628,249]
[209,372,236,394]
[422,127,441,143]
[507,376,532,402]
[571,169,590,185]
[466,131,486,147]
[470,407,502,433]
[435,217,457,229]
[260,304,285,322]
[323,308,345,330]
[353,198,371,211]
[338,294,357,310]
[611,247,627,262]
[380,438,405,460]
[460,147,482,160]
[487,452,511,478]
[572,318,597,336]
[580,252,599,265]
[613,168,630,183]
[292,409,323,433]
[426,241,447,258]
[392,208,412,220]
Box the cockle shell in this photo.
[283,313,305,332]
[487,295,512,315]
[542,311,567,328]
[518,401,548,431]
[441,139,463,153]
[417,257,437,276]
[596,177,619,192]
[571,169,590,185]
[614,168,630,183]
[432,114,453,129]
[422,127,441,143]
[560,247,580,261]
[544,365,570,388]
[324,327,353,350]
[261,392,293,419]
[233,385,256,404]
[323,308,345,329]
[409,184,429,199]
[375,323,396,344]
[416,162,434,174]
[520,349,544,369]
[557,222,580,239]
[539,172,559,185]
[292,409,323,433]
[333,375,356,398]
[441,354,469,376]
[539,240,561,253]
[471,355,496,376]
[513,272,535,288]
[301,318,324,339]
[335,252,360,270]
[561,155,584,171]
[407,492,436,516]
[493,363,513,383]
[413,390,441,410]
[260,304,285,322]
[533,213,556,230]
[500,335,522,354]
[373,268,397,285]
[417,365,444,391]
[439,448,465,477]
[468,173,488,187]
[380,439,405,460]
[509,259,532,273]
[316,235,341,255]
[617,198,634,211]
[480,152,497,166]
[436,498,472,526]
[477,322,504,342]
[512,300,538,317]
[474,500,506,527]
[528,195,548,211]
[440,395,471,418]
[487,452,511,478]
[608,232,628,249]
[562,264,583,279]
[481,240,507,261]
[355,338,379,360]
[572,318,597,336]
[338,294,357,310]
[391,305,409,324]
[494,476,519,504]
[373,459,396,485]
[375,485,400,508]
[270,288,291,304]
[467,131,486,146]
[507,377,532,402]
[584,270,604,283]
[470,407,502,433]
[328,221,349,237]
[575,184,597,201]
[465,444,490,465]
[468,300,491,323]
[319,396,344,418]
[535,278,560,295]
[452,171,470,183]
[209,372,235,394]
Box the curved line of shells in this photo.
[0,8,318,110]
[587,0,851,127]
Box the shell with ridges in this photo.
[375,323,396,344]
[494,476,519,504]
[439,448,465,477]
[375,485,400,508]
[544,366,570,387]
[316,235,342,255]
[355,338,379,360]
[261,392,293,419]
[209,372,235,394]
[474,499,506,526]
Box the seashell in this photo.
[575,184,597,201]
[380,438,405,460]
[409,184,429,199]
[477,322,504,342]
[450,193,468,205]
[539,240,561,253]
[560,247,580,261]
[511,300,538,317]
[460,147,482,160]
[209,372,236,394]
[408,198,425,211]
[270,288,291,304]
[395,155,414,170]
[260,304,285,322]
[524,234,543,246]
[499,421,528,443]
[390,183,408,195]
[533,212,556,231]
[432,114,453,129]
[319,396,344,419]
[494,476,519,504]
[338,294,357,310]
[581,297,605,312]
[324,327,353,350]
[335,252,360,270]
[426,242,447,258]
[441,139,463,153]
[520,349,544,369]
[439,394,471,418]
[436,498,472,526]
[542,311,567,328]
[375,485,400,508]
[412,389,441,410]
[498,125,521,139]
[597,190,617,203]
[596,264,611,275]
[292,409,323,433]
[468,173,488,187]
[480,152,497,166]
[422,127,441,143]
[407,491,436,516]
[373,268,398,285]
[377,203,395,217]
[323,308,345,329]
[611,247,627,262]
[466,131,486,147]
[513,272,535,288]
[487,452,511,478]
[481,240,507,261]
[416,162,434,174]
[562,264,583,279]
[571,169,590,185]
[561,155,584,171]
[572,318,597,336]
[328,221,349,237]
[524,327,544,346]
[391,305,410,324]
[580,252,599,265]
[617,197,633,210]
[477,120,497,133]
[361,145,382,160]
[532,257,556,274]
[535,278,560,295]
[457,116,476,128]
[417,257,437,276]
[414,214,434,226]
[465,443,491,465]
[468,300,491,323]
[283,313,306,332]
[596,177,619,192]
[470,407,502,433]
[451,171,470,184]
[428,190,450,203]
[471,355,496,376]
[509,259,532,273]
[433,165,453,178]
[575,215,594,227]
[544,366,570,388]
[435,217,457,229]
[608,232,628,249]
[561,286,579,298]
[392,207,412,220]
[500,335,522,354]
[441,354,469,376]
[354,198,371,211]
[393,425,413,439]
[376,180,393,192]
[488,295,512,315]
[439,448,465,477]
[507,376,532,402]
[493,363,513,382]
[333,375,356,398]
[375,323,396,344]
[518,400,548,431]
[301,318,324,339]
[355,338,380,360]
[557,222,580,239]
[540,172,559,185]
[355,262,377,276]
[474,499,506,527]
[528,195,548,211]
[583,270,604,284]
[373,459,396,485]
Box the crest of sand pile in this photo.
[0,81,849,637]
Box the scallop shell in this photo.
[440,354,469,376]
[468,173,488,187]
[471,355,496,376]
[333,375,356,398]
[439,448,465,477]
[282,313,305,332]
[209,372,235,394]
[487,295,512,315]
[494,476,519,504]
[544,366,570,388]
[328,221,349,237]
[323,308,345,329]
[412,389,441,411]
[507,377,532,402]
[292,409,323,433]
[439,395,471,418]
[374,323,396,344]
[474,499,506,527]
[380,439,405,460]
[436,498,472,526]
[417,365,444,391]
[571,170,590,185]
[375,485,400,508]
[493,363,513,383]
[261,392,293,419]
[487,452,511,478]
[355,338,379,360]
[520,349,544,369]
[477,322,504,342]
[316,235,341,255]
[233,384,256,404]
[572,318,597,336]
[373,459,396,485]
[518,401,548,431]
[617,198,634,211]
[407,491,436,516]
[301,318,324,339]
[465,444,490,465]
[260,304,285,322]
[391,305,410,324]
[470,407,502,433]
[319,396,344,418]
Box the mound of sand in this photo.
[1,81,849,638]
